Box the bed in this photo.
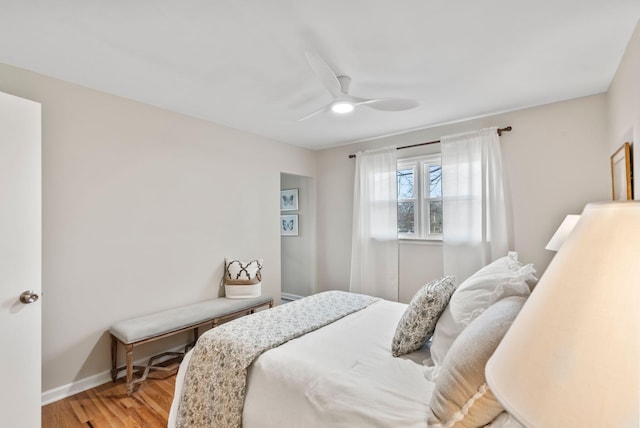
[169,252,536,428]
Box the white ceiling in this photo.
[1,1,639,150]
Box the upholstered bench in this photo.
[109,295,273,395]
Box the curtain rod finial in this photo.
[498,126,512,136]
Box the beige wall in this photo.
[607,20,640,199]
[0,64,316,393]
[316,94,611,301]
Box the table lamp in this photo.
[486,201,640,427]
[544,214,580,251]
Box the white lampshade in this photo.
[486,201,640,427]
[544,214,580,251]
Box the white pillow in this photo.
[430,252,536,366]
[487,412,526,428]
[224,258,263,285]
[427,296,527,428]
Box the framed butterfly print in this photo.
[280,188,298,211]
[280,214,298,236]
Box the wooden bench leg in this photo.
[110,336,118,382]
[185,327,199,353]
[126,344,134,396]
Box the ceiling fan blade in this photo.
[360,98,419,111]
[304,51,342,98]
[297,103,329,121]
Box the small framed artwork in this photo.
[280,188,298,211]
[280,214,298,236]
[610,142,634,200]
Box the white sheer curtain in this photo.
[441,127,510,283]
[349,146,399,301]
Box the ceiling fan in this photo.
[298,52,420,121]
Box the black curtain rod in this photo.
[347,126,512,159]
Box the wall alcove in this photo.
[280,173,316,300]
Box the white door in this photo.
[0,91,42,426]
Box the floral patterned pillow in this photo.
[392,276,456,357]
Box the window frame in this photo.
[397,153,442,241]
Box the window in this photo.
[397,154,442,239]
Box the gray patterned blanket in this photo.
[175,290,378,428]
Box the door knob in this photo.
[19,290,39,304]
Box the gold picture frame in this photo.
[610,142,633,200]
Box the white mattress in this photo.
[168,299,520,428]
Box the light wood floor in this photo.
[42,373,176,428]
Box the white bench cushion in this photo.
[109,295,272,344]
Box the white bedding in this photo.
[243,299,434,428]
[169,299,519,428]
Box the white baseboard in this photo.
[41,345,185,406]
[281,292,303,301]
[42,370,112,405]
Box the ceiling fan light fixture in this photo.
[331,101,354,114]
[297,52,418,121]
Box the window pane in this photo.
[397,168,414,199]
[398,202,415,233]
[430,200,443,234]
[429,165,442,198]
